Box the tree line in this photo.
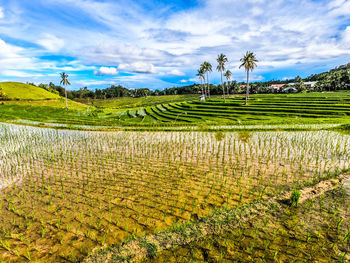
[34,61,350,103]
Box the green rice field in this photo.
[0,123,349,262]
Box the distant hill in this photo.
[305,63,350,82]
[0,82,60,100]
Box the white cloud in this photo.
[37,34,65,51]
[0,39,38,72]
[0,7,4,19]
[180,79,187,83]
[118,62,157,74]
[342,26,350,45]
[249,75,264,81]
[1,70,44,78]
[328,0,350,16]
[167,69,185,76]
[94,66,118,76]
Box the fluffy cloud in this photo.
[167,69,185,76]
[37,34,65,51]
[0,7,4,19]
[118,62,157,74]
[0,39,37,72]
[94,66,118,76]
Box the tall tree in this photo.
[199,63,207,97]
[196,68,205,98]
[60,72,71,109]
[239,51,258,105]
[224,69,232,97]
[216,54,228,102]
[201,61,212,98]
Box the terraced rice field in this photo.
[122,92,350,125]
[0,123,349,262]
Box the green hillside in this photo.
[0,82,60,100]
[118,91,350,125]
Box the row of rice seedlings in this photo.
[0,123,349,262]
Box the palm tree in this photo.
[196,68,205,98]
[239,51,258,105]
[216,54,228,102]
[60,72,71,109]
[224,69,232,97]
[201,61,212,98]
[199,63,206,97]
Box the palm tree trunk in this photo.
[201,79,204,99]
[245,70,249,105]
[226,81,229,97]
[207,72,210,99]
[221,71,225,102]
[65,86,68,109]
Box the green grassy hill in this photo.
[0,82,60,100]
[0,82,88,110]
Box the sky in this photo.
[0,0,349,91]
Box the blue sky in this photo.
[0,0,349,90]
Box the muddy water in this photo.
[146,186,350,262]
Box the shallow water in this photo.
[0,123,349,262]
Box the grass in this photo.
[1,98,89,110]
[0,82,60,100]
